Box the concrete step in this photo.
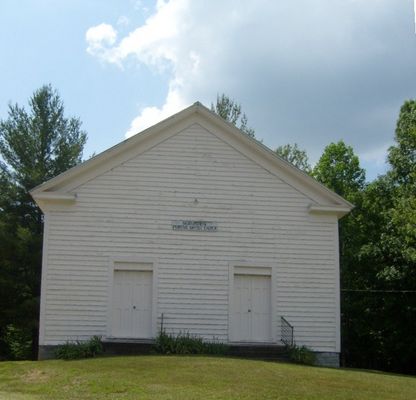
[226,343,289,360]
[102,339,154,355]
[102,339,289,361]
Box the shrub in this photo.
[154,331,228,355]
[55,336,103,360]
[3,325,32,360]
[287,344,316,365]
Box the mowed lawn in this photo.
[0,356,415,400]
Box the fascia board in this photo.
[33,192,76,201]
[30,101,353,213]
[194,105,354,208]
[29,103,199,196]
[32,192,76,213]
[309,204,353,218]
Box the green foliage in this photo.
[338,100,416,374]
[313,140,365,200]
[388,100,416,186]
[0,85,87,359]
[341,174,416,372]
[0,86,414,376]
[54,336,103,360]
[309,135,414,372]
[275,143,311,173]
[2,325,32,360]
[211,94,255,138]
[0,85,87,190]
[154,331,228,355]
[287,344,316,365]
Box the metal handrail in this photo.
[281,316,294,346]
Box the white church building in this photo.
[31,102,352,366]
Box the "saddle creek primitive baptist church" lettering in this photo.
[172,220,218,232]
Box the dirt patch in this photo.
[62,376,86,391]
[22,369,50,384]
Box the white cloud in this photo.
[133,0,150,13]
[117,16,130,27]
[85,0,416,170]
[126,86,188,136]
[86,0,199,134]
[88,0,189,70]
[86,23,118,61]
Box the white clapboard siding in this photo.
[42,123,339,351]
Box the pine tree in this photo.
[0,85,87,359]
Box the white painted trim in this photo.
[194,104,353,208]
[228,263,277,343]
[195,120,329,206]
[30,102,353,212]
[34,193,76,213]
[234,266,271,276]
[33,192,76,201]
[152,260,159,337]
[227,264,233,343]
[38,213,49,346]
[29,108,200,195]
[113,262,153,271]
[309,204,351,217]
[106,258,113,339]
[334,223,341,353]
[271,267,278,344]
[106,257,159,339]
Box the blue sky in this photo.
[0,0,159,156]
[1,0,416,181]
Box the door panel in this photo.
[231,274,271,342]
[251,276,271,341]
[232,275,251,341]
[112,270,152,338]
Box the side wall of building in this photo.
[40,123,340,353]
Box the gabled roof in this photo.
[30,102,353,217]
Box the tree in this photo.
[332,103,416,374]
[312,140,365,200]
[211,94,255,138]
[384,100,416,282]
[312,141,366,292]
[275,143,311,173]
[343,174,416,373]
[357,101,416,373]
[0,85,87,359]
[312,141,369,369]
[388,100,416,186]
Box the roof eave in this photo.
[30,101,354,214]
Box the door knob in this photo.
[133,306,136,309]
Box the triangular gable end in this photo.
[30,102,353,217]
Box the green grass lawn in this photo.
[0,356,415,400]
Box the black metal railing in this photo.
[281,316,294,346]
[157,313,166,333]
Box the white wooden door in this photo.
[112,270,153,338]
[231,274,271,342]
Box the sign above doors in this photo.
[172,220,217,232]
